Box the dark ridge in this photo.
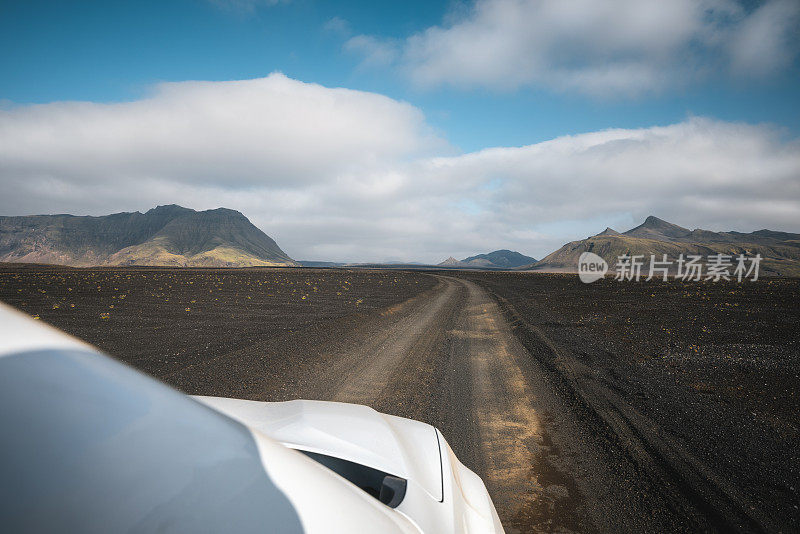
[0,205,296,267]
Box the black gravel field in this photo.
[0,264,436,381]
[459,271,800,532]
[1,263,798,533]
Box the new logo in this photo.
[578,252,608,283]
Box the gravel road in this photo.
[277,274,789,533]
[283,275,572,532]
[264,274,642,532]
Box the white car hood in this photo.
[0,303,421,534]
[195,397,443,502]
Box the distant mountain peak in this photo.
[596,227,620,236]
[437,250,536,269]
[148,204,191,213]
[532,217,800,276]
[460,250,536,269]
[643,215,665,225]
[438,256,461,266]
[0,205,297,268]
[624,215,690,239]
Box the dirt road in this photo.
[278,276,604,532]
[282,274,781,533]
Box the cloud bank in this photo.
[1,74,799,262]
[347,0,800,96]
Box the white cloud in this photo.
[1,76,799,262]
[344,35,400,68]
[418,119,800,243]
[0,74,446,189]
[729,0,800,76]
[347,0,800,96]
[324,17,351,37]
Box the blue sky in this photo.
[3,0,798,152]
[1,0,799,261]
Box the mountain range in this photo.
[3,207,798,275]
[529,216,800,277]
[0,205,297,267]
[438,249,536,269]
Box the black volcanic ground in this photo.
[1,264,798,532]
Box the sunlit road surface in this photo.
[287,273,778,533]
[290,276,583,533]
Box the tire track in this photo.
[486,287,776,533]
[453,278,583,533]
[292,275,583,533]
[328,277,460,405]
